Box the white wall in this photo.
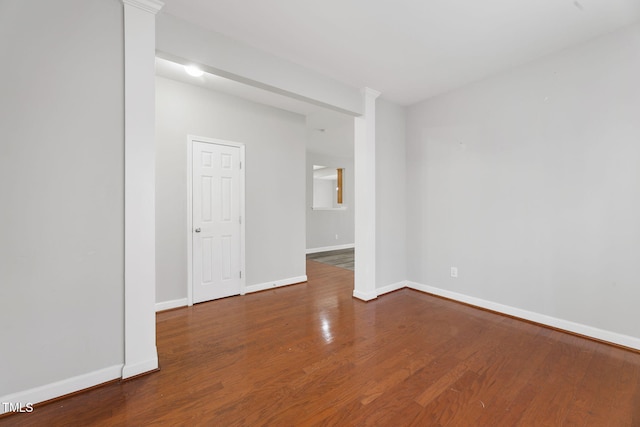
[156,76,306,304]
[312,178,336,209]
[375,99,407,289]
[406,24,640,343]
[0,0,124,398]
[306,151,355,251]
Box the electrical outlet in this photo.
[335,234,339,240]
[450,267,458,278]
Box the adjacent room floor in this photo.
[306,248,354,271]
[3,260,639,426]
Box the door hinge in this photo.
[239,216,242,224]
[239,271,242,279]
[239,161,242,169]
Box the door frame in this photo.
[187,134,246,306]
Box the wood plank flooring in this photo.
[2,260,639,426]
[306,248,354,271]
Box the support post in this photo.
[122,0,164,378]
[353,87,381,301]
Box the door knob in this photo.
[195,228,201,233]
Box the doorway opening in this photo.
[155,56,358,308]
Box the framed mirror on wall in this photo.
[312,165,346,210]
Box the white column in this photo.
[353,87,381,301]
[122,0,164,379]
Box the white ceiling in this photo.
[162,0,640,106]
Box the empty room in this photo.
[1,0,639,425]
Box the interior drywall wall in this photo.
[156,76,306,304]
[156,13,362,116]
[375,99,407,289]
[306,150,355,251]
[0,0,124,397]
[406,23,640,340]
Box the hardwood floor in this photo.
[3,260,639,426]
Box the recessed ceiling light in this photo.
[184,65,204,77]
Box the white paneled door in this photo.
[192,141,242,303]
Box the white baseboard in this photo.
[354,281,406,301]
[155,298,188,312]
[406,281,640,351]
[376,281,408,296]
[306,243,355,254]
[353,289,377,301]
[121,352,159,379]
[0,364,122,415]
[244,275,308,294]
